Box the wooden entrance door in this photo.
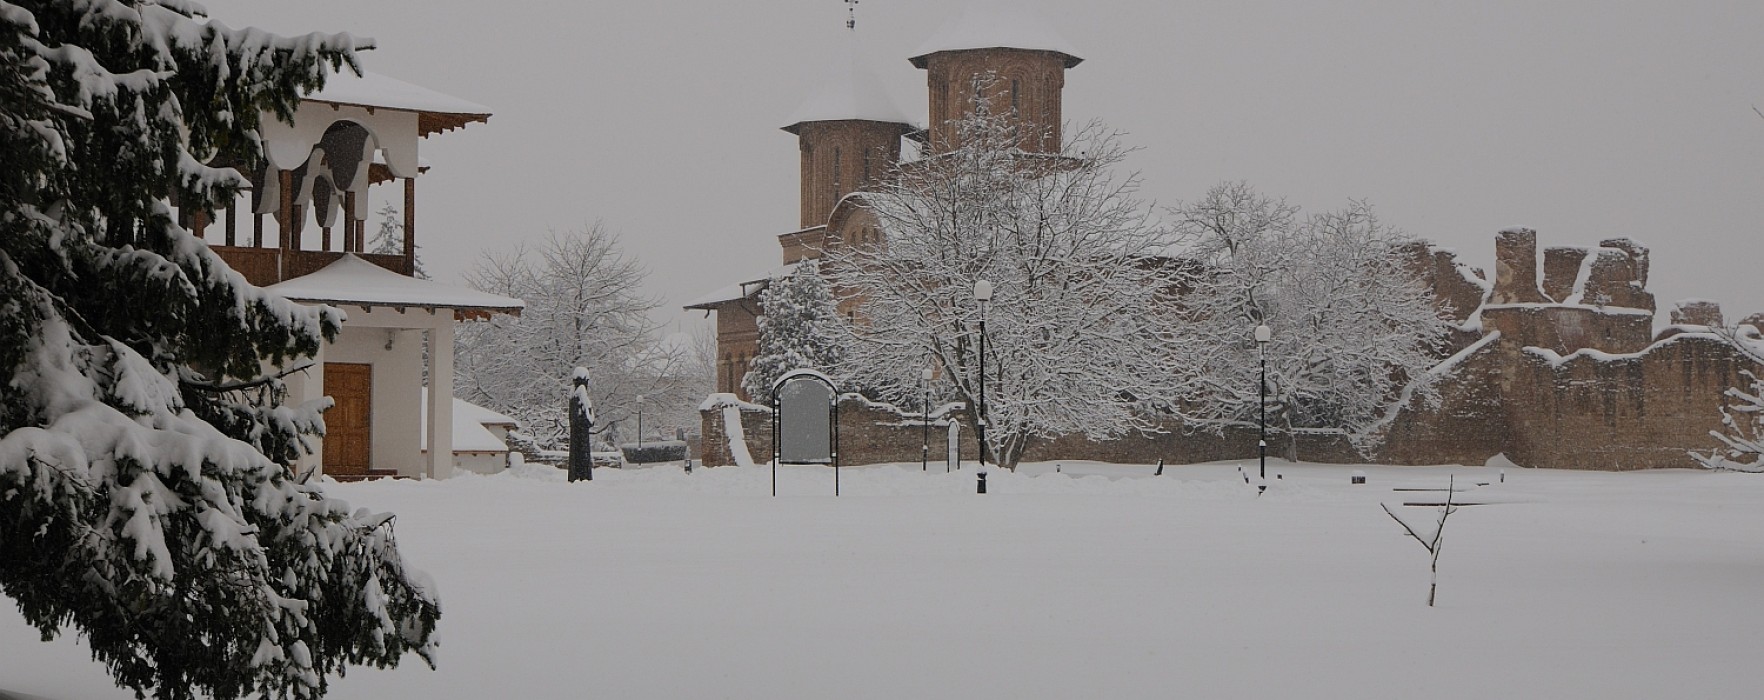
[323,363,373,477]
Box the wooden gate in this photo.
[322,362,373,477]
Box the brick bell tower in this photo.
[909,2,1083,155]
[782,38,917,230]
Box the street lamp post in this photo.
[922,367,934,472]
[1254,324,1271,482]
[973,280,993,470]
[636,394,644,453]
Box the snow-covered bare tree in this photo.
[742,259,847,399]
[829,93,1180,470]
[368,201,425,278]
[456,224,687,448]
[1692,329,1764,472]
[0,3,437,698]
[1166,182,1452,458]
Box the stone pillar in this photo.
[1492,228,1548,304]
[403,177,417,275]
[1540,246,1588,303]
[1670,299,1725,328]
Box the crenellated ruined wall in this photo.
[700,231,1763,472]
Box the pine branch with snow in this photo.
[368,201,425,279]
[0,3,437,698]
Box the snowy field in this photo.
[5,459,1764,699]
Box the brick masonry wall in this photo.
[700,233,1760,472]
[1502,333,1756,470]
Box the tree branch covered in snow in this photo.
[0,2,436,699]
[1164,181,1452,458]
[456,224,691,448]
[1692,327,1764,472]
[828,90,1181,470]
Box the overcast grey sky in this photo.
[221,0,1764,330]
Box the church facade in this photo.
[685,8,1083,400]
[687,9,1764,471]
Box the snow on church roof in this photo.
[682,263,800,310]
[267,254,523,314]
[908,1,1083,68]
[783,41,917,132]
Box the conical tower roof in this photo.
[782,40,917,134]
[908,0,1083,68]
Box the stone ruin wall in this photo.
[700,229,1764,471]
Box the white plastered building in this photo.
[194,66,522,480]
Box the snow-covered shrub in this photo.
[621,441,688,464]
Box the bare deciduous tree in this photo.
[1382,475,1460,607]
[457,224,691,448]
[1166,181,1453,459]
[829,90,1180,470]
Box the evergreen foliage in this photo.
[742,259,846,399]
[368,200,425,279]
[0,2,438,698]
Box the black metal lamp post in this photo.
[974,279,992,470]
[922,367,934,471]
[1254,324,1271,481]
[636,394,644,452]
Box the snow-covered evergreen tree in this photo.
[829,90,1181,470]
[368,201,425,278]
[0,3,438,699]
[1165,181,1452,457]
[456,224,689,448]
[742,259,846,399]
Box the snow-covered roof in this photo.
[268,254,524,315]
[783,42,917,133]
[420,390,518,454]
[307,68,490,116]
[305,69,491,137]
[908,1,1083,68]
[682,263,799,310]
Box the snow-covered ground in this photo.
[6,460,1764,699]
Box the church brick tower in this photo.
[782,45,916,229]
[908,4,1083,155]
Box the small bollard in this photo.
[1500,469,1505,484]
[684,459,693,474]
[1154,459,1165,476]
[977,472,988,494]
